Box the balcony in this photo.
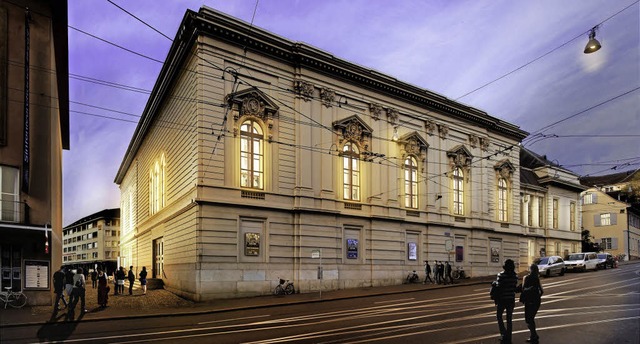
[0,200,26,223]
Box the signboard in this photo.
[347,239,358,259]
[244,233,260,256]
[491,247,500,263]
[455,246,464,262]
[311,250,321,259]
[445,239,454,252]
[24,260,49,290]
[408,242,417,261]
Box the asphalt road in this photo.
[3,265,639,344]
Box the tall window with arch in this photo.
[343,142,360,201]
[240,120,264,189]
[497,178,508,222]
[149,153,165,215]
[404,156,418,208]
[453,167,464,215]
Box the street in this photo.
[2,265,639,344]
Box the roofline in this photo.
[115,7,529,183]
[64,208,121,229]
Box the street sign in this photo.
[445,239,453,252]
[311,250,320,259]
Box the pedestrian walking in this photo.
[52,266,68,310]
[437,261,445,284]
[445,261,453,284]
[519,264,543,343]
[139,266,148,295]
[493,259,518,344]
[67,267,88,320]
[423,260,434,284]
[433,260,440,284]
[97,268,110,308]
[90,269,98,289]
[64,267,75,302]
[128,265,135,295]
[115,266,126,295]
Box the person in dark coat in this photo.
[494,259,519,344]
[445,261,453,284]
[64,267,75,302]
[128,266,135,295]
[520,264,544,343]
[52,266,68,310]
[115,266,126,295]
[66,267,87,320]
[423,260,434,284]
[139,266,148,295]
[90,269,98,289]
[97,268,109,308]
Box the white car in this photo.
[564,252,599,272]
[536,256,565,277]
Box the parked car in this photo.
[564,252,599,272]
[535,256,565,277]
[596,253,615,269]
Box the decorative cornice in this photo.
[294,79,314,101]
[370,103,383,121]
[320,87,335,108]
[386,108,399,125]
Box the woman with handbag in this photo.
[520,264,544,343]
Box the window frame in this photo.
[342,142,361,201]
[552,198,559,229]
[240,120,264,190]
[404,156,418,209]
[570,201,576,231]
[0,165,20,222]
[497,178,508,222]
[452,167,464,215]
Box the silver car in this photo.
[535,256,565,277]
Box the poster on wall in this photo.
[455,246,464,262]
[408,242,417,261]
[24,260,49,290]
[491,247,500,262]
[244,233,260,256]
[347,239,358,259]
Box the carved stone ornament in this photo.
[333,115,373,149]
[494,159,515,180]
[344,122,363,142]
[370,103,383,121]
[480,137,490,151]
[398,132,429,167]
[404,137,420,155]
[469,134,479,148]
[447,145,473,171]
[294,79,314,101]
[438,124,449,140]
[386,108,399,125]
[425,120,436,135]
[242,96,266,117]
[320,87,335,108]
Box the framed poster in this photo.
[491,247,500,262]
[455,246,464,262]
[244,233,260,256]
[24,260,49,290]
[408,242,417,261]
[347,239,358,259]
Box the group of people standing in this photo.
[423,260,453,285]
[53,265,149,319]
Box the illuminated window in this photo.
[552,199,559,229]
[149,153,166,215]
[497,178,508,222]
[0,166,19,222]
[240,120,264,189]
[600,213,611,226]
[570,202,576,231]
[453,167,464,215]
[343,142,360,201]
[404,156,418,208]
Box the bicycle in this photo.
[274,278,294,295]
[452,266,468,280]
[0,287,28,309]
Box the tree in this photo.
[581,229,601,252]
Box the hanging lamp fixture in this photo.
[583,26,602,54]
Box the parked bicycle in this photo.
[452,266,468,280]
[0,287,27,309]
[405,270,420,284]
[274,278,294,295]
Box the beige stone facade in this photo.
[115,7,537,301]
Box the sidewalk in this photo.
[0,275,494,328]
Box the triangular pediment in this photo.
[398,131,428,149]
[447,145,473,159]
[333,115,373,134]
[494,159,515,172]
[226,88,279,115]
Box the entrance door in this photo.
[153,238,163,278]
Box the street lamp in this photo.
[584,26,602,54]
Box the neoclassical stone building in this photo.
[115,6,531,301]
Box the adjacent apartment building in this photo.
[581,169,640,261]
[114,6,533,301]
[519,148,584,265]
[0,0,68,305]
[62,208,121,274]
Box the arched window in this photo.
[343,142,360,201]
[240,120,264,189]
[453,167,464,215]
[404,156,418,208]
[149,153,166,216]
[498,178,508,222]
[160,154,165,208]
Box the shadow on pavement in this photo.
[37,309,85,342]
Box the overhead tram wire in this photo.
[454,0,640,101]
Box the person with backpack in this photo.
[519,264,544,344]
[64,267,75,302]
[67,267,88,320]
[52,266,68,311]
[493,259,519,344]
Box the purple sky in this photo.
[64,0,640,226]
